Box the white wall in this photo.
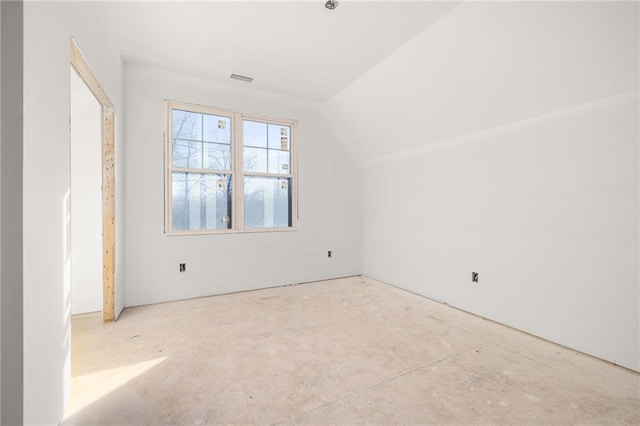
[327,2,638,163]
[0,5,3,421]
[363,93,639,371]
[123,64,362,307]
[0,1,23,423]
[23,2,124,423]
[70,68,103,315]
[326,2,639,371]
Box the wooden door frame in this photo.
[70,38,116,322]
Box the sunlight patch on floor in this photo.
[63,357,167,420]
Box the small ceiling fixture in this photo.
[325,0,339,10]
[231,73,253,83]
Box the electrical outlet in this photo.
[328,251,332,258]
[472,272,478,283]
[180,263,186,272]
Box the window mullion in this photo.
[172,167,231,175]
[243,172,293,179]
[233,112,244,230]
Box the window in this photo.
[165,101,297,235]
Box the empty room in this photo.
[0,0,638,424]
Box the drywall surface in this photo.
[362,93,639,372]
[328,2,640,370]
[23,2,124,423]
[326,2,638,163]
[1,1,23,423]
[123,64,362,307]
[0,3,3,421]
[70,68,103,315]
[105,1,460,101]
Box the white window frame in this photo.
[165,100,298,235]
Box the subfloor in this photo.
[63,276,639,425]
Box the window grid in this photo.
[241,119,293,229]
[165,101,298,235]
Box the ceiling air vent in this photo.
[230,74,253,83]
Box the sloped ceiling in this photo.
[101,1,637,164]
[324,1,639,163]
[105,1,460,101]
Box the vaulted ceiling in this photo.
[95,1,637,163]
[104,1,460,101]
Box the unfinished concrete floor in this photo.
[63,276,639,425]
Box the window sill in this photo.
[165,227,298,237]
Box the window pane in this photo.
[204,142,231,170]
[203,114,231,144]
[243,120,267,148]
[244,177,291,229]
[172,172,232,231]
[173,139,202,169]
[244,147,268,173]
[268,124,290,150]
[267,149,290,174]
[173,110,202,141]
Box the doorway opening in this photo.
[70,39,116,322]
[70,67,102,315]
